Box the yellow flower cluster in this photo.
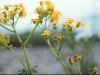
[62,18,85,28]
[0,3,27,25]
[31,0,85,38]
[50,21,57,26]
[31,0,63,38]
[0,34,10,50]
[76,21,85,28]
[61,18,85,31]
[31,0,61,26]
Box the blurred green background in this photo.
[0,30,99,74]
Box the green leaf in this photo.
[31,68,37,73]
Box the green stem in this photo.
[13,26,22,44]
[46,39,58,58]
[14,17,20,27]
[58,38,64,53]
[64,30,71,38]
[46,39,70,74]
[45,17,47,29]
[77,61,80,70]
[13,27,32,73]
[0,24,14,32]
[73,65,82,75]
[56,41,59,52]
[24,25,38,45]
[22,46,32,73]
[59,56,70,74]
[8,46,27,69]
[58,31,70,53]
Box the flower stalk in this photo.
[46,39,70,74]
[8,46,27,69]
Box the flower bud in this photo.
[62,27,66,31]
[68,27,72,32]
[53,26,57,30]
[0,34,10,50]
[77,54,82,61]
[93,66,98,72]
[39,0,43,6]
[73,55,78,62]
[53,34,62,42]
[76,24,79,28]
[68,58,74,65]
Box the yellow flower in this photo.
[2,11,7,18]
[35,7,43,13]
[2,11,6,15]
[8,4,17,10]
[67,18,74,23]
[47,4,54,11]
[31,17,40,25]
[19,9,27,18]
[8,10,15,19]
[41,30,51,36]
[3,5,9,10]
[61,22,67,27]
[76,21,85,28]
[8,3,22,10]
[44,0,52,5]
[0,17,9,24]
[15,4,19,8]
[39,0,44,6]
[44,0,54,10]
[68,23,76,28]
[49,11,62,21]
[50,21,57,26]
[18,3,24,9]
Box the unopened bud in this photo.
[39,0,43,6]
[93,66,98,72]
[77,54,82,61]
[68,58,74,65]
[53,26,57,30]
[62,27,66,31]
[74,55,78,62]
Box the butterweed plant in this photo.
[0,0,98,74]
